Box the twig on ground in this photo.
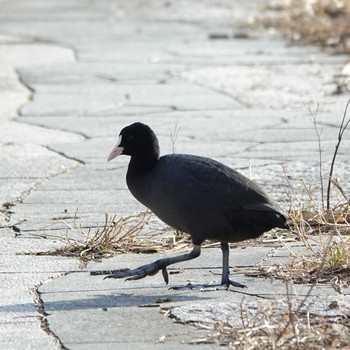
[327,98,350,209]
[306,100,325,209]
[169,121,180,153]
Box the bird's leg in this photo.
[220,242,247,289]
[104,245,201,284]
[171,243,247,291]
[221,241,230,285]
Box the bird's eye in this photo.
[127,135,134,142]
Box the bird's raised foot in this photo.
[104,262,169,284]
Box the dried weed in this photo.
[29,211,181,261]
[250,100,350,287]
[257,0,350,53]
[204,300,350,349]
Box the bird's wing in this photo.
[157,154,283,215]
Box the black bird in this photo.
[105,122,288,289]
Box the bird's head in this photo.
[108,122,160,161]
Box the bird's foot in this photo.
[170,279,247,292]
[104,262,169,284]
[170,283,218,291]
[224,279,247,289]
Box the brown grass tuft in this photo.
[207,301,350,349]
[26,211,182,261]
[257,0,350,53]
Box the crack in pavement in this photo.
[0,31,86,348]
[32,280,69,350]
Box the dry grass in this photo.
[256,156,350,286]
[246,176,350,287]
[29,211,183,261]
[197,299,350,349]
[253,99,350,287]
[248,236,350,287]
[256,0,350,53]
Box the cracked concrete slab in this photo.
[27,81,217,97]
[0,229,78,349]
[0,141,83,203]
[21,93,242,117]
[1,0,349,349]
[180,64,346,110]
[18,62,176,85]
[0,2,87,349]
[38,243,346,348]
[0,44,75,68]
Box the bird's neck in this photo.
[128,153,159,173]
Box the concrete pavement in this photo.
[0,0,349,349]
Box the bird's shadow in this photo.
[46,291,213,312]
[49,284,276,312]
[0,286,213,315]
[0,279,286,316]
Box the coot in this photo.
[105,122,288,289]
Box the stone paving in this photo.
[0,0,350,349]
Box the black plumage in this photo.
[105,122,288,289]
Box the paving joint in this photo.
[45,145,86,165]
[32,280,68,350]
